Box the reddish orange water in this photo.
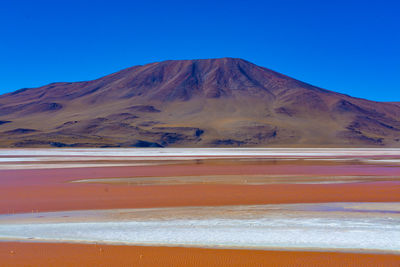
[1,162,399,214]
[1,242,399,267]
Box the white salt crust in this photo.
[0,203,399,252]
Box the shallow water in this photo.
[1,148,400,253]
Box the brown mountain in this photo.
[0,58,399,147]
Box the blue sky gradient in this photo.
[1,0,399,101]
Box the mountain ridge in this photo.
[0,58,399,147]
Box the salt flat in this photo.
[0,148,399,170]
[1,203,399,253]
[1,148,400,157]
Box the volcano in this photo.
[0,58,399,147]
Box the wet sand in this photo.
[1,242,400,267]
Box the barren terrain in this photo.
[1,58,399,147]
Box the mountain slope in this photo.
[0,58,399,147]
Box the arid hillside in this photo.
[0,58,399,147]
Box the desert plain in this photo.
[1,148,400,266]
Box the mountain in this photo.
[0,58,399,147]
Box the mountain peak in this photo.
[0,58,400,147]
[97,57,293,102]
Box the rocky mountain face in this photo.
[0,58,399,147]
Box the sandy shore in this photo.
[1,242,400,267]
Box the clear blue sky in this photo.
[1,0,399,101]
